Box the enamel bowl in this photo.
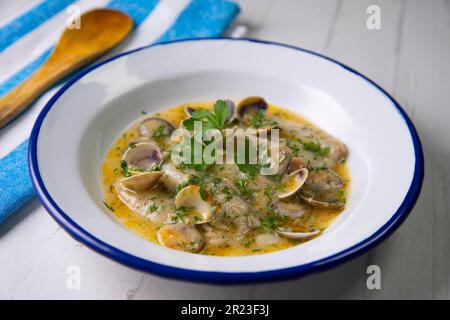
[29,38,423,283]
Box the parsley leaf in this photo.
[250,110,266,128]
[191,109,211,119]
[120,160,131,177]
[148,204,158,213]
[237,163,258,177]
[233,177,255,200]
[300,140,330,157]
[182,100,229,131]
[214,100,229,129]
[152,125,169,139]
[103,202,115,212]
[259,214,282,231]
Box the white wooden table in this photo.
[1,0,449,299]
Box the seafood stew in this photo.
[102,97,349,256]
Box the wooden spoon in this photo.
[0,9,133,129]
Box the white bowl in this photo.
[29,38,424,283]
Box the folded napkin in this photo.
[0,0,240,224]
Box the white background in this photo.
[0,0,449,299]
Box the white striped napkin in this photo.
[0,0,240,223]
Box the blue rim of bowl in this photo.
[28,38,424,284]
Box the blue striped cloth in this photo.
[0,0,240,223]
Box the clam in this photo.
[276,147,292,175]
[139,117,174,140]
[184,106,196,118]
[120,171,163,192]
[170,128,190,145]
[276,228,320,239]
[277,168,308,199]
[236,96,276,129]
[236,96,268,120]
[304,169,344,191]
[223,99,236,123]
[299,169,345,209]
[288,157,305,174]
[260,145,292,176]
[299,189,344,209]
[122,142,163,172]
[174,185,214,224]
[157,224,204,253]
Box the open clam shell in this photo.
[305,169,344,191]
[288,157,306,174]
[276,228,320,239]
[122,142,163,172]
[277,168,308,199]
[224,99,236,123]
[174,185,214,224]
[139,117,174,139]
[236,96,268,121]
[120,171,163,192]
[184,106,196,118]
[299,169,345,209]
[157,223,204,253]
[259,146,292,176]
[299,190,345,209]
[236,96,277,129]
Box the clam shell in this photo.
[120,171,163,192]
[277,168,308,199]
[276,228,320,239]
[174,185,214,224]
[299,192,344,209]
[236,96,268,120]
[305,169,344,191]
[288,157,306,174]
[139,117,174,138]
[157,223,204,253]
[122,142,163,172]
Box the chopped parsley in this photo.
[150,163,161,171]
[250,110,266,128]
[153,125,169,139]
[233,177,255,200]
[103,201,115,212]
[221,186,233,201]
[287,141,301,157]
[300,140,330,157]
[120,160,131,177]
[172,206,192,223]
[249,110,278,128]
[148,204,158,213]
[259,213,282,231]
[237,163,258,177]
[264,184,275,201]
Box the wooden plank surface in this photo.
[0,0,449,299]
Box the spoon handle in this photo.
[0,54,87,129]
